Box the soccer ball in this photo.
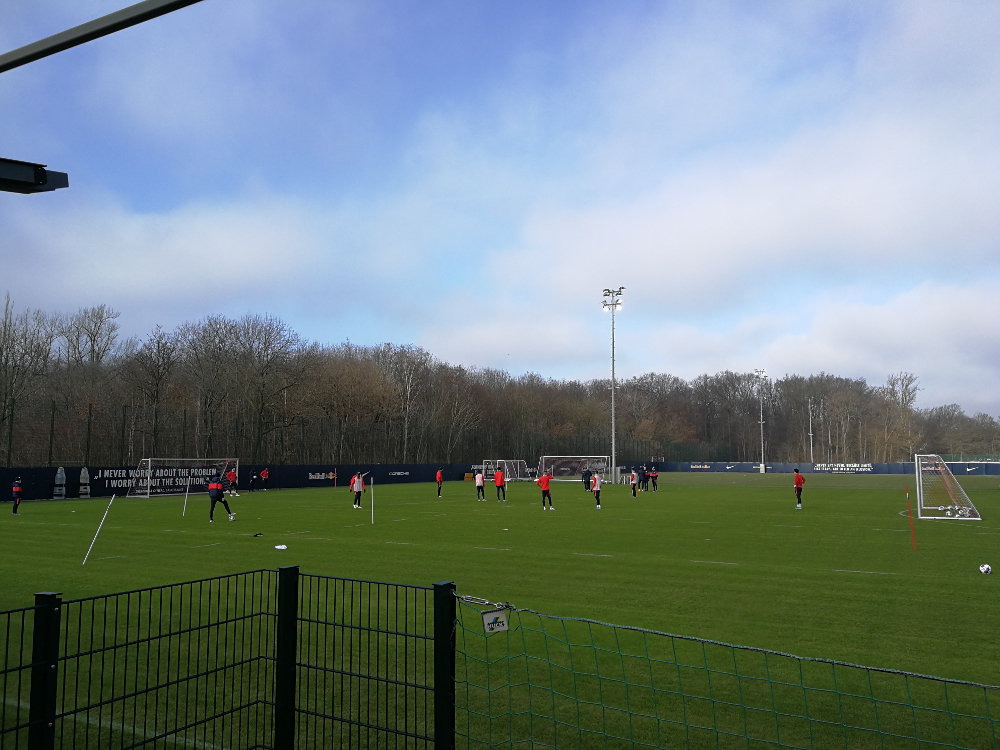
[980,564,992,575]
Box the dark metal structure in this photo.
[0,0,209,194]
[0,157,68,194]
[0,0,206,75]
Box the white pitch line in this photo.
[775,525,802,528]
[191,543,221,548]
[574,553,612,557]
[97,556,125,560]
[386,542,417,545]
[834,569,897,575]
[1,697,220,749]
[691,560,736,565]
[475,547,511,551]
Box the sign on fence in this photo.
[482,608,509,634]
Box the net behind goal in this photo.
[126,458,238,498]
[482,460,532,481]
[539,456,610,481]
[915,454,981,520]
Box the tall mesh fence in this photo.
[454,598,1000,749]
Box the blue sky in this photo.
[2,1,999,412]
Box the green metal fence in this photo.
[5,573,999,749]
[453,598,1000,750]
[0,568,442,750]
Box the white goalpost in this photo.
[126,458,239,499]
[538,456,610,481]
[914,454,982,520]
[482,460,532,481]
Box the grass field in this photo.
[2,472,998,688]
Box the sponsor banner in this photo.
[813,463,874,473]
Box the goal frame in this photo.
[127,457,239,499]
[914,454,981,521]
[538,455,611,482]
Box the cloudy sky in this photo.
[2,1,999,412]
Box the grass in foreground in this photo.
[1,473,998,685]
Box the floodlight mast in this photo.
[602,287,624,483]
[754,368,767,473]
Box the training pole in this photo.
[371,477,375,525]
[82,494,116,565]
[907,487,916,551]
[182,475,192,516]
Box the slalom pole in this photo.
[371,477,375,525]
[182,475,192,517]
[906,486,916,551]
[83,494,116,565]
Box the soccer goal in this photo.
[539,456,610,481]
[482,460,532,481]
[914,454,981,520]
[126,458,238,498]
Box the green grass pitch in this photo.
[2,473,998,686]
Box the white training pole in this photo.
[371,477,375,525]
[182,475,192,516]
[83,494,116,566]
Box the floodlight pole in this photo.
[602,287,624,484]
[755,369,767,473]
[807,397,815,464]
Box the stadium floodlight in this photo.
[602,287,624,483]
[0,157,68,194]
[914,454,982,520]
[754,368,767,473]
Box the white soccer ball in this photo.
[980,564,992,575]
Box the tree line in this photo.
[0,295,996,469]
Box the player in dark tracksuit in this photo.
[650,467,658,492]
[12,478,23,515]
[582,468,592,492]
[208,475,234,522]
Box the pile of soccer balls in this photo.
[980,564,992,575]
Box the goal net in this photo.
[539,456,610,481]
[126,458,238,498]
[915,454,981,520]
[482,460,532,482]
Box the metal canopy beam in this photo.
[0,157,68,194]
[0,0,207,75]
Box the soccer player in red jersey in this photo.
[494,468,506,502]
[793,469,806,509]
[436,468,443,497]
[535,471,554,510]
[260,467,270,490]
[226,468,239,497]
[650,467,659,492]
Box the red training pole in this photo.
[907,490,916,551]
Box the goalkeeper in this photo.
[208,474,234,523]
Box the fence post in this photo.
[433,581,456,750]
[273,565,299,750]
[28,592,61,750]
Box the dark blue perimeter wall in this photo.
[3,461,999,501]
[0,463,474,501]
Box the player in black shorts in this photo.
[208,474,234,522]
[12,477,23,515]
